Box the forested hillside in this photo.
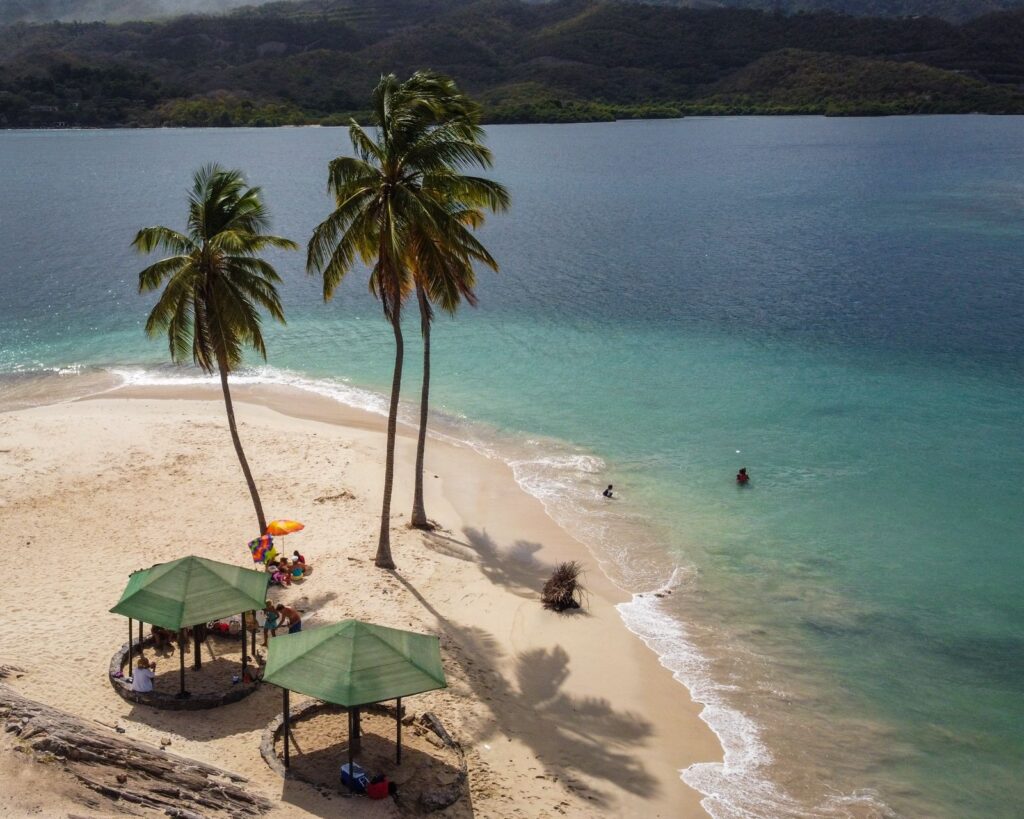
[5,0,1024,23]
[0,0,281,24]
[641,0,1024,24]
[1,0,1022,126]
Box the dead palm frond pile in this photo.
[542,561,586,612]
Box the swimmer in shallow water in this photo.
[602,484,614,498]
[736,468,749,485]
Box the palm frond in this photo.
[134,163,292,373]
[132,226,195,257]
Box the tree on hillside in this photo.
[307,71,504,568]
[133,164,296,535]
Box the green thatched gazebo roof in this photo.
[263,619,446,707]
[110,555,269,631]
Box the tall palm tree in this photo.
[307,71,497,568]
[409,176,508,529]
[133,164,296,535]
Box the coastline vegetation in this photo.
[2,1,1023,128]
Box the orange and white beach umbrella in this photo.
[266,519,305,536]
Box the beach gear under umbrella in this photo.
[266,519,305,536]
[264,619,447,775]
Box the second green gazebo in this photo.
[263,619,447,775]
[110,555,269,696]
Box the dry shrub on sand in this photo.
[542,561,586,612]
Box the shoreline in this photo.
[5,113,1024,136]
[0,380,722,817]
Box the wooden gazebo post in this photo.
[347,709,354,789]
[127,618,133,674]
[177,628,187,697]
[282,688,290,768]
[193,625,203,671]
[240,612,248,683]
[396,697,402,764]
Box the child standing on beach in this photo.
[262,601,280,646]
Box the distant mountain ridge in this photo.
[1,0,1023,125]
[623,0,1024,24]
[4,0,1024,23]
[0,0,279,24]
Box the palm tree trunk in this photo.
[218,357,267,535]
[375,312,402,569]
[411,283,433,529]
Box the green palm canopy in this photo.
[264,620,446,707]
[110,555,269,630]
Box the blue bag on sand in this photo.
[340,762,370,793]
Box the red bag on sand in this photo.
[366,779,389,800]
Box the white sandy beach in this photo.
[0,383,721,817]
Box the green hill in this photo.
[702,48,1023,114]
[637,0,1024,25]
[1,0,1022,126]
[5,0,1024,24]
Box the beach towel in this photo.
[248,534,278,564]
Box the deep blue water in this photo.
[1,117,1022,818]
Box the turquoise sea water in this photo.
[1,118,1022,818]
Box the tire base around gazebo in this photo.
[109,636,260,711]
[261,700,468,812]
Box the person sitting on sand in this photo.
[262,601,280,646]
[737,467,750,485]
[276,603,302,634]
[602,484,614,498]
[131,656,156,693]
[290,553,312,579]
[270,559,292,587]
[291,551,312,576]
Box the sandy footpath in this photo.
[0,383,720,817]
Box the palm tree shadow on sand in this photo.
[423,527,590,617]
[393,554,657,810]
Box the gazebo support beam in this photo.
[240,613,248,683]
[282,688,290,768]
[193,626,202,671]
[177,628,187,697]
[396,697,402,765]
[127,618,133,675]
[138,620,143,650]
[347,709,354,791]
